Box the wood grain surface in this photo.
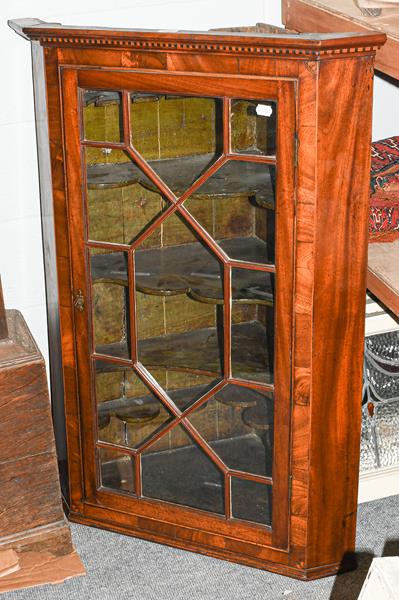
[9,20,385,579]
[282,0,392,77]
[0,310,73,556]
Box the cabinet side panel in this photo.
[31,42,66,469]
[309,56,373,567]
[44,48,84,510]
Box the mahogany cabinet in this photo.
[10,19,385,579]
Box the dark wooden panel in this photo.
[0,361,55,460]
[0,453,65,537]
[0,310,71,554]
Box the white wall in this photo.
[1,0,398,368]
[373,75,399,141]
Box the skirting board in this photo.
[358,465,399,503]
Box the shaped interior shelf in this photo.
[98,383,270,419]
[84,91,163,106]
[98,384,207,424]
[87,153,275,206]
[96,320,270,382]
[91,237,274,305]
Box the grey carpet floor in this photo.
[2,495,399,600]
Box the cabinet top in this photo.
[9,18,386,57]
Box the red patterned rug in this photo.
[370,136,399,243]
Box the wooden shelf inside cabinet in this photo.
[98,384,209,423]
[87,153,275,207]
[98,384,272,424]
[91,237,274,305]
[96,320,271,382]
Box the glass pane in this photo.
[135,213,225,408]
[360,405,379,472]
[361,401,399,471]
[231,99,276,156]
[187,385,274,477]
[90,249,130,359]
[83,90,123,142]
[142,424,224,514]
[361,330,399,471]
[231,478,271,525]
[99,447,134,494]
[85,147,170,246]
[184,161,276,265]
[143,368,220,413]
[130,93,223,193]
[95,362,174,449]
[374,401,399,468]
[231,269,274,384]
[365,330,399,364]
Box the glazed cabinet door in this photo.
[62,67,295,551]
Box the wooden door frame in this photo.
[60,65,297,553]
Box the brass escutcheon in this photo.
[73,289,85,312]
